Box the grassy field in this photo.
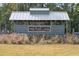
[0,44,79,56]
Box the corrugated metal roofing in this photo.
[30,8,49,11]
[9,11,70,20]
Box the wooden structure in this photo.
[9,8,70,35]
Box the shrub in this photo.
[38,35,53,44]
[10,33,30,44]
[38,35,46,44]
[50,35,61,43]
[0,34,12,44]
[3,34,12,44]
[66,34,74,44]
[72,35,79,44]
[0,34,5,44]
[23,34,30,44]
[29,35,41,44]
[59,35,65,44]
[0,33,30,44]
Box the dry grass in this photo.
[0,44,79,56]
[0,33,79,44]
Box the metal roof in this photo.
[9,11,70,20]
[30,8,49,11]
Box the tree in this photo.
[0,3,17,32]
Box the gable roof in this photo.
[9,11,70,21]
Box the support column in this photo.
[50,20,52,26]
[66,20,68,34]
[13,21,15,33]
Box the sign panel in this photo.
[28,26,50,32]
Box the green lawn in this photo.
[0,44,79,56]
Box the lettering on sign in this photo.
[28,26,50,32]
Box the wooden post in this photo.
[50,20,52,26]
[72,28,75,34]
[66,20,68,34]
[13,21,15,33]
